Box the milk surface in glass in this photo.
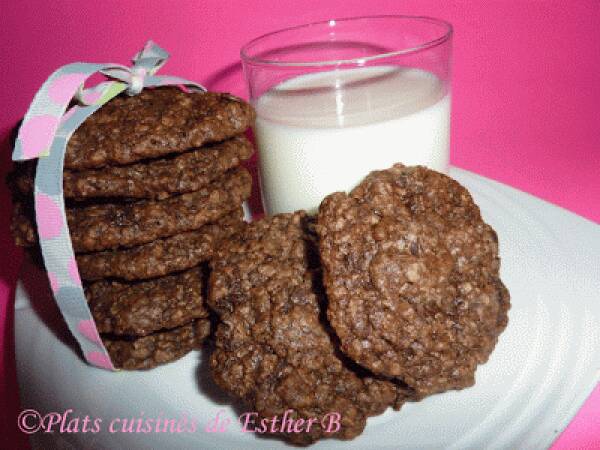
[254,66,451,214]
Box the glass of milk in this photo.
[241,16,453,215]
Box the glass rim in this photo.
[240,15,453,68]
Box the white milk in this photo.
[253,66,451,214]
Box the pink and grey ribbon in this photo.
[12,41,206,370]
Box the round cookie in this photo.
[86,266,209,337]
[208,212,412,445]
[77,206,243,281]
[317,164,510,398]
[63,87,255,170]
[11,167,251,252]
[102,319,210,370]
[8,135,254,200]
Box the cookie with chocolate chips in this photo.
[317,164,510,398]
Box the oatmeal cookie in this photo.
[103,319,210,370]
[87,266,208,336]
[9,199,36,248]
[208,212,412,445]
[8,135,254,200]
[317,164,510,397]
[12,167,251,252]
[77,206,243,281]
[63,87,254,170]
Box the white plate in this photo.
[15,167,600,450]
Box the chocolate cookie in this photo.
[10,199,36,248]
[63,87,254,170]
[77,207,243,281]
[12,167,251,252]
[208,212,412,445]
[317,164,510,398]
[87,266,208,336]
[9,135,254,200]
[103,319,210,370]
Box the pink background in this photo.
[1,1,599,448]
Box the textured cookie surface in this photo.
[63,87,254,170]
[103,319,210,370]
[77,207,243,281]
[11,168,251,252]
[9,135,254,200]
[317,164,510,397]
[10,200,36,248]
[87,266,208,336]
[208,212,411,445]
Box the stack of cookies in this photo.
[8,86,255,370]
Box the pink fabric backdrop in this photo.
[1,1,599,448]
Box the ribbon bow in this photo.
[100,41,169,96]
[13,40,205,161]
[11,42,205,371]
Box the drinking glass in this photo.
[241,15,453,215]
